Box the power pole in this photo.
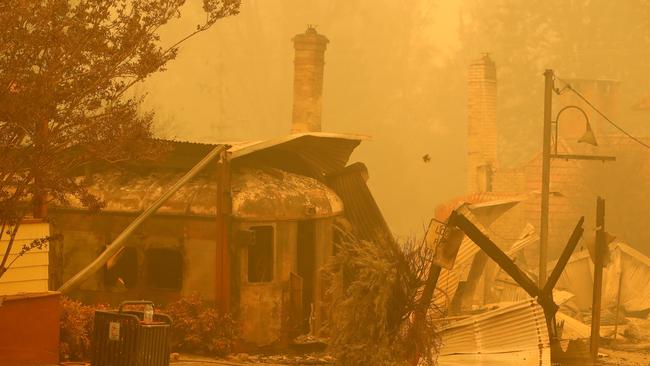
[540,69,554,287]
[590,196,606,361]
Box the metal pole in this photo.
[590,196,605,361]
[58,144,228,294]
[542,216,585,296]
[215,150,232,314]
[540,69,554,288]
[613,266,623,343]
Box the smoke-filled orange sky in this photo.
[139,0,464,238]
[137,1,650,241]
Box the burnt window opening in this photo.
[105,246,138,290]
[248,226,274,283]
[145,248,183,290]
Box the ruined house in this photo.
[465,55,650,262]
[48,27,391,347]
[445,55,650,310]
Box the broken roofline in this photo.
[228,132,370,158]
[153,132,370,161]
[146,132,370,179]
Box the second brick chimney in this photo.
[291,26,329,134]
[467,54,497,193]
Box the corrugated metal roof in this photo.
[148,133,366,179]
[326,162,393,243]
[231,132,366,179]
[437,299,551,366]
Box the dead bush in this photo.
[326,227,442,366]
[59,297,108,361]
[163,294,238,356]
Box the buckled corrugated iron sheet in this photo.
[231,132,365,178]
[555,242,650,313]
[434,233,539,310]
[434,236,480,309]
[431,204,533,310]
[326,162,393,243]
[437,299,551,366]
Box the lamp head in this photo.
[578,121,598,146]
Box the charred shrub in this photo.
[163,294,238,356]
[327,226,441,366]
[59,297,108,361]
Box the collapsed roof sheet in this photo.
[429,199,529,310]
[555,242,650,312]
[326,162,393,243]
[437,299,551,366]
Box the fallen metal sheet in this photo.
[434,192,527,222]
[555,242,650,312]
[433,218,538,310]
[437,299,551,366]
[432,205,502,309]
[434,237,477,309]
[556,312,590,339]
[326,162,393,243]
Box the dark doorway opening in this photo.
[248,226,274,283]
[297,220,316,333]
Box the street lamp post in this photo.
[539,70,554,288]
[539,69,615,288]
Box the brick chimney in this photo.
[291,26,329,133]
[467,54,497,193]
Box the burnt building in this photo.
[48,27,391,347]
[461,54,650,306]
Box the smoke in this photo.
[140,0,464,238]
[140,1,650,242]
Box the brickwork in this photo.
[521,150,589,263]
[467,54,498,193]
[489,170,527,244]
[291,27,329,133]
